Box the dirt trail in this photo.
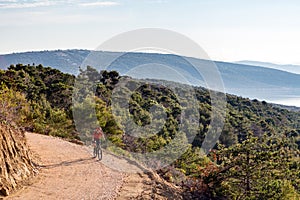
[4,132,133,200]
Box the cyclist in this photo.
[93,127,104,148]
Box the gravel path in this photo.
[6,132,125,200]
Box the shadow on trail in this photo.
[37,157,96,169]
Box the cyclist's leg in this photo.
[93,140,97,157]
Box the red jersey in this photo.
[93,129,103,140]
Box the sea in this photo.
[267,97,300,108]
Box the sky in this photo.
[1,0,300,64]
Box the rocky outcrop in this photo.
[0,124,35,197]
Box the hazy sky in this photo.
[1,0,300,64]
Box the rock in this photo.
[0,124,36,197]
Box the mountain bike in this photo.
[93,140,102,160]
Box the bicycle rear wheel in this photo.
[93,146,96,157]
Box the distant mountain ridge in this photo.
[0,49,90,75]
[1,49,300,105]
[236,60,300,75]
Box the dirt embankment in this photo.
[0,125,35,197]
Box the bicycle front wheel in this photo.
[98,147,102,160]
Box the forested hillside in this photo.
[0,64,299,199]
[0,64,76,139]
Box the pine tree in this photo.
[207,132,300,199]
